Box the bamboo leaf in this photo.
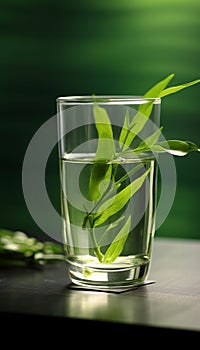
[94,163,144,215]
[88,104,116,201]
[88,162,112,202]
[114,163,144,188]
[93,104,115,160]
[143,73,175,98]
[102,216,131,263]
[98,216,125,246]
[94,168,151,227]
[119,109,130,148]
[159,79,200,98]
[151,140,200,156]
[133,126,163,152]
[0,229,64,267]
[120,74,174,150]
[125,112,149,147]
[138,73,175,116]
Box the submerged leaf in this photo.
[102,216,131,263]
[88,162,112,202]
[98,216,125,246]
[93,168,151,227]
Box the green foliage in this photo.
[102,215,131,263]
[0,228,64,267]
[93,168,151,227]
[82,74,200,263]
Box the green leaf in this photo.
[98,216,125,246]
[113,163,144,188]
[93,167,151,227]
[88,104,116,201]
[84,74,200,264]
[159,79,200,98]
[88,162,112,202]
[133,126,163,153]
[119,74,174,150]
[93,104,115,161]
[143,73,175,98]
[92,163,144,216]
[124,111,149,148]
[119,109,130,148]
[138,73,175,117]
[151,140,200,156]
[0,228,64,267]
[102,216,131,263]
[119,74,200,153]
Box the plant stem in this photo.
[89,227,104,262]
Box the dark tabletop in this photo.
[1,237,200,340]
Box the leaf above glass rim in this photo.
[121,139,200,157]
[93,104,116,161]
[119,74,200,151]
[119,73,175,149]
[150,140,200,156]
[159,78,200,98]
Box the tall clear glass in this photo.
[57,96,161,289]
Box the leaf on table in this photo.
[0,228,64,267]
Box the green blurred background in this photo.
[0,0,199,242]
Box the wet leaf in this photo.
[151,140,200,156]
[93,168,151,227]
[103,216,131,263]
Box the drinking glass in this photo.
[57,96,161,289]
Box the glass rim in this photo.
[56,95,161,105]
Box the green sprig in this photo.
[0,228,64,267]
[83,74,200,264]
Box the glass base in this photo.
[66,255,150,289]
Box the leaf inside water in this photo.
[93,167,151,227]
[102,216,131,263]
